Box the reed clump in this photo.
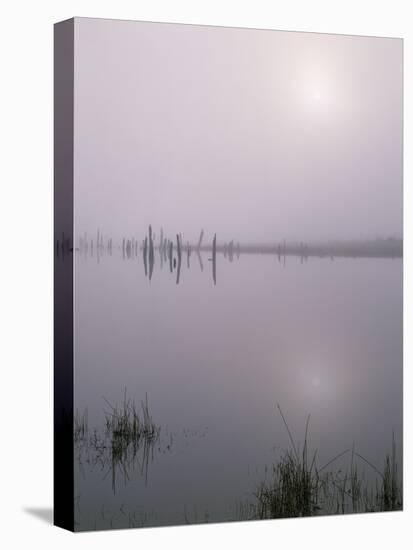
[74,408,88,442]
[254,406,402,519]
[104,391,159,458]
[255,408,320,518]
[358,433,402,513]
[74,394,162,494]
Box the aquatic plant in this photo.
[254,406,402,519]
[74,408,88,442]
[104,391,159,448]
[75,392,164,493]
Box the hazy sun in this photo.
[311,89,322,101]
[293,62,337,116]
[306,81,329,107]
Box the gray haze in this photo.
[71,19,403,529]
[73,18,402,243]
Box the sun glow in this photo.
[304,79,333,111]
[313,90,321,101]
[298,360,335,399]
[293,59,339,118]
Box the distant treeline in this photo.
[199,238,402,259]
[57,230,402,261]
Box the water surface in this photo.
[74,247,402,529]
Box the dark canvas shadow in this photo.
[24,507,53,524]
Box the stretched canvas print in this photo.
[54,18,403,531]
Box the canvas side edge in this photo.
[53,17,75,532]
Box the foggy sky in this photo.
[73,18,402,243]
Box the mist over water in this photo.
[72,243,402,528]
[74,19,402,243]
[70,19,403,529]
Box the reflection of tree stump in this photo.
[143,237,148,276]
[187,242,191,268]
[212,234,217,285]
[176,235,182,284]
[196,250,204,272]
[148,226,155,280]
[163,239,167,262]
[168,241,173,273]
[228,240,234,262]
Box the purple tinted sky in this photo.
[73,18,402,243]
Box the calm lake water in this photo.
[73,248,402,530]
